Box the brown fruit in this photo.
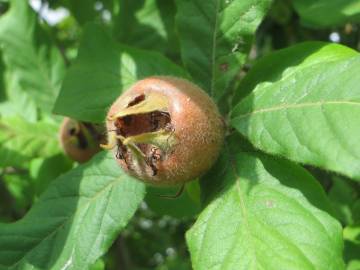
[102,76,225,186]
[59,117,104,163]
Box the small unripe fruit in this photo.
[59,117,104,163]
[103,76,224,186]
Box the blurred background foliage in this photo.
[0,0,359,269]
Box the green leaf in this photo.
[352,199,360,224]
[0,117,61,167]
[0,53,28,119]
[343,226,360,270]
[292,0,360,28]
[0,152,146,270]
[347,261,360,270]
[232,42,358,105]
[2,172,33,213]
[47,0,98,25]
[0,71,38,122]
[53,23,187,123]
[114,0,179,58]
[328,176,359,226]
[175,0,272,100]
[187,149,344,270]
[66,0,97,25]
[0,0,65,112]
[231,44,360,180]
[29,154,73,197]
[89,258,105,270]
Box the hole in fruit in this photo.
[115,111,171,138]
[69,128,77,136]
[127,94,145,107]
[113,110,173,176]
[122,115,132,126]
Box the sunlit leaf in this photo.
[231,44,360,180]
[0,0,65,112]
[187,149,344,270]
[0,117,61,167]
[0,152,145,270]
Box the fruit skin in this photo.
[59,117,103,163]
[105,76,225,186]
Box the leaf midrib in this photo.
[227,146,258,269]
[210,0,220,97]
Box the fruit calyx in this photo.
[102,76,225,186]
[101,91,177,177]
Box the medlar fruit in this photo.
[59,117,104,163]
[102,76,224,185]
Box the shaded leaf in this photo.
[292,0,360,28]
[29,154,73,197]
[0,152,146,270]
[114,0,179,58]
[145,185,200,218]
[2,173,33,213]
[328,176,359,225]
[175,0,272,100]
[343,226,360,270]
[352,199,360,225]
[66,0,97,25]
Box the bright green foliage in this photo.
[0,0,359,269]
[0,55,38,121]
[232,42,358,104]
[0,117,61,167]
[0,152,145,270]
[53,24,187,123]
[293,0,360,28]
[231,44,360,180]
[0,71,38,122]
[0,0,65,113]
[176,0,272,100]
[187,150,344,270]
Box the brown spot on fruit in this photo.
[103,76,225,186]
[59,117,104,163]
[127,94,145,107]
